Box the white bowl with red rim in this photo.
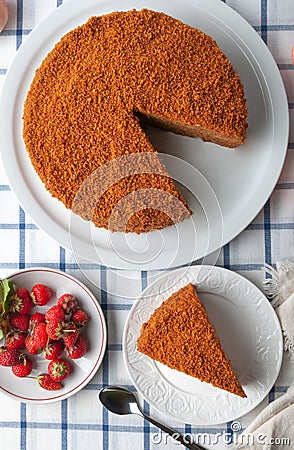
[0,267,107,403]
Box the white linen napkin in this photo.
[234,261,294,449]
[264,261,294,360]
[235,385,294,449]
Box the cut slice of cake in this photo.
[137,283,246,397]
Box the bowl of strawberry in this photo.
[0,268,107,403]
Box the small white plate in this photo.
[0,268,107,403]
[0,0,289,270]
[123,266,283,425]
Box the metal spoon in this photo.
[98,386,206,450]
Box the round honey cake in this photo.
[23,9,247,233]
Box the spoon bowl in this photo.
[98,385,206,450]
[99,386,141,416]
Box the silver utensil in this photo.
[98,386,206,450]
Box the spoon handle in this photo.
[140,411,206,450]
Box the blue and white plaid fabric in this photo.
[0,1,293,449]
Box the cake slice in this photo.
[137,283,246,397]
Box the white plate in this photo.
[0,0,289,270]
[0,268,107,403]
[123,266,283,425]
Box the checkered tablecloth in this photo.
[0,1,293,449]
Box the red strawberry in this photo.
[32,323,48,349]
[6,331,27,350]
[0,347,21,366]
[25,335,40,355]
[29,312,46,330]
[10,288,33,315]
[58,293,78,314]
[63,322,79,347]
[48,358,71,382]
[46,320,64,340]
[37,373,63,391]
[12,355,33,377]
[31,284,52,306]
[10,314,29,331]
[43,341,64,360]
[66,335,87,359]
[71,309,88,327]
[45,305,65,323]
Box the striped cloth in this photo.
[0,1,293,449]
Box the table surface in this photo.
[0,1,293,449]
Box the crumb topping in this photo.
[23,9,247,233]
[137,283,246,397]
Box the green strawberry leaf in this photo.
[0,278,15,316]
[0,279,15,341]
